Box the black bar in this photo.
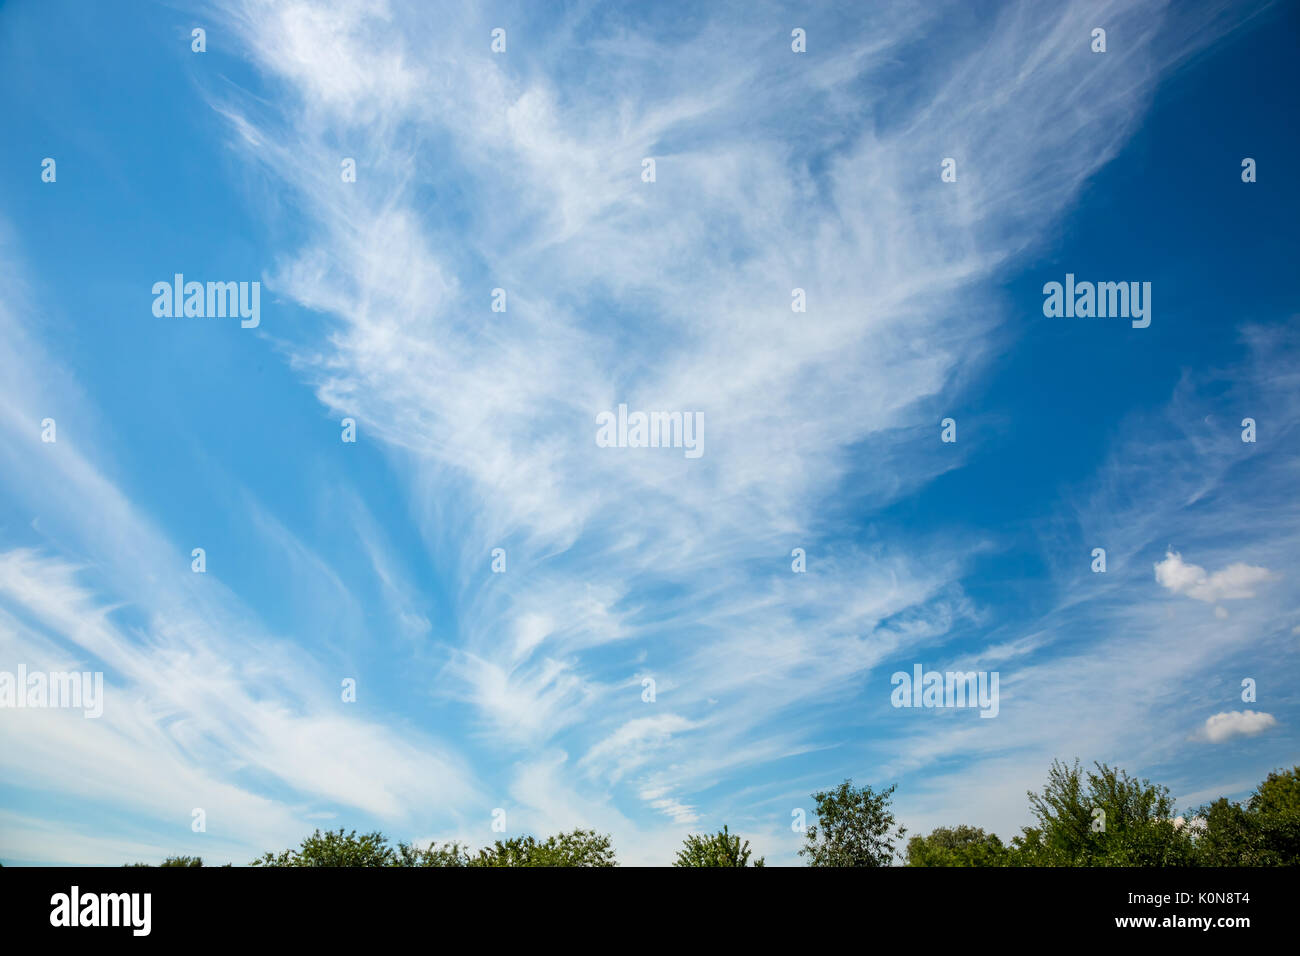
[1,866,1284,941]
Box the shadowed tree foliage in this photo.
[673,825,765,867]
[1245,765,1300,864]
[1192,765,1300,865]
[906,826,1009,867]
[1193,798,1257,865]
[799,779,906,866]
[1009,760,1195,866]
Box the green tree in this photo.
[1247,765,1300,864]
[906,826,1008,866]
[469,829,616,867]
[1192,797,1259,865]
[799,779,905,866]
[395,840,472,867]
[673,825,765,867]
[1010,760,1194,866]
[252,829,398,867]
[1192,765,1300,865]
[125,855,208,867]
[252,827,615,867]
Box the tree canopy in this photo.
[906,826,1009,867]
[250,827,615,867]
[907,762,1300,867]
[673,825,765,867]
[799,779,906,866]
[1007,760,1195,866]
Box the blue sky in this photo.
[0,0,1296,865]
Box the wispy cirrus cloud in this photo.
[200,0,1281,851]
[0,251,482,863]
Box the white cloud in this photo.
[579,713,698,785]
[1198,710,1278,744]
[201,0,1285,855]
[1154,550,1274,603]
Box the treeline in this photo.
[126,760,1299,867]
[908,760,1299,866]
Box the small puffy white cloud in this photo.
[1154,550,1273,603]
[1198,710,1278,743]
